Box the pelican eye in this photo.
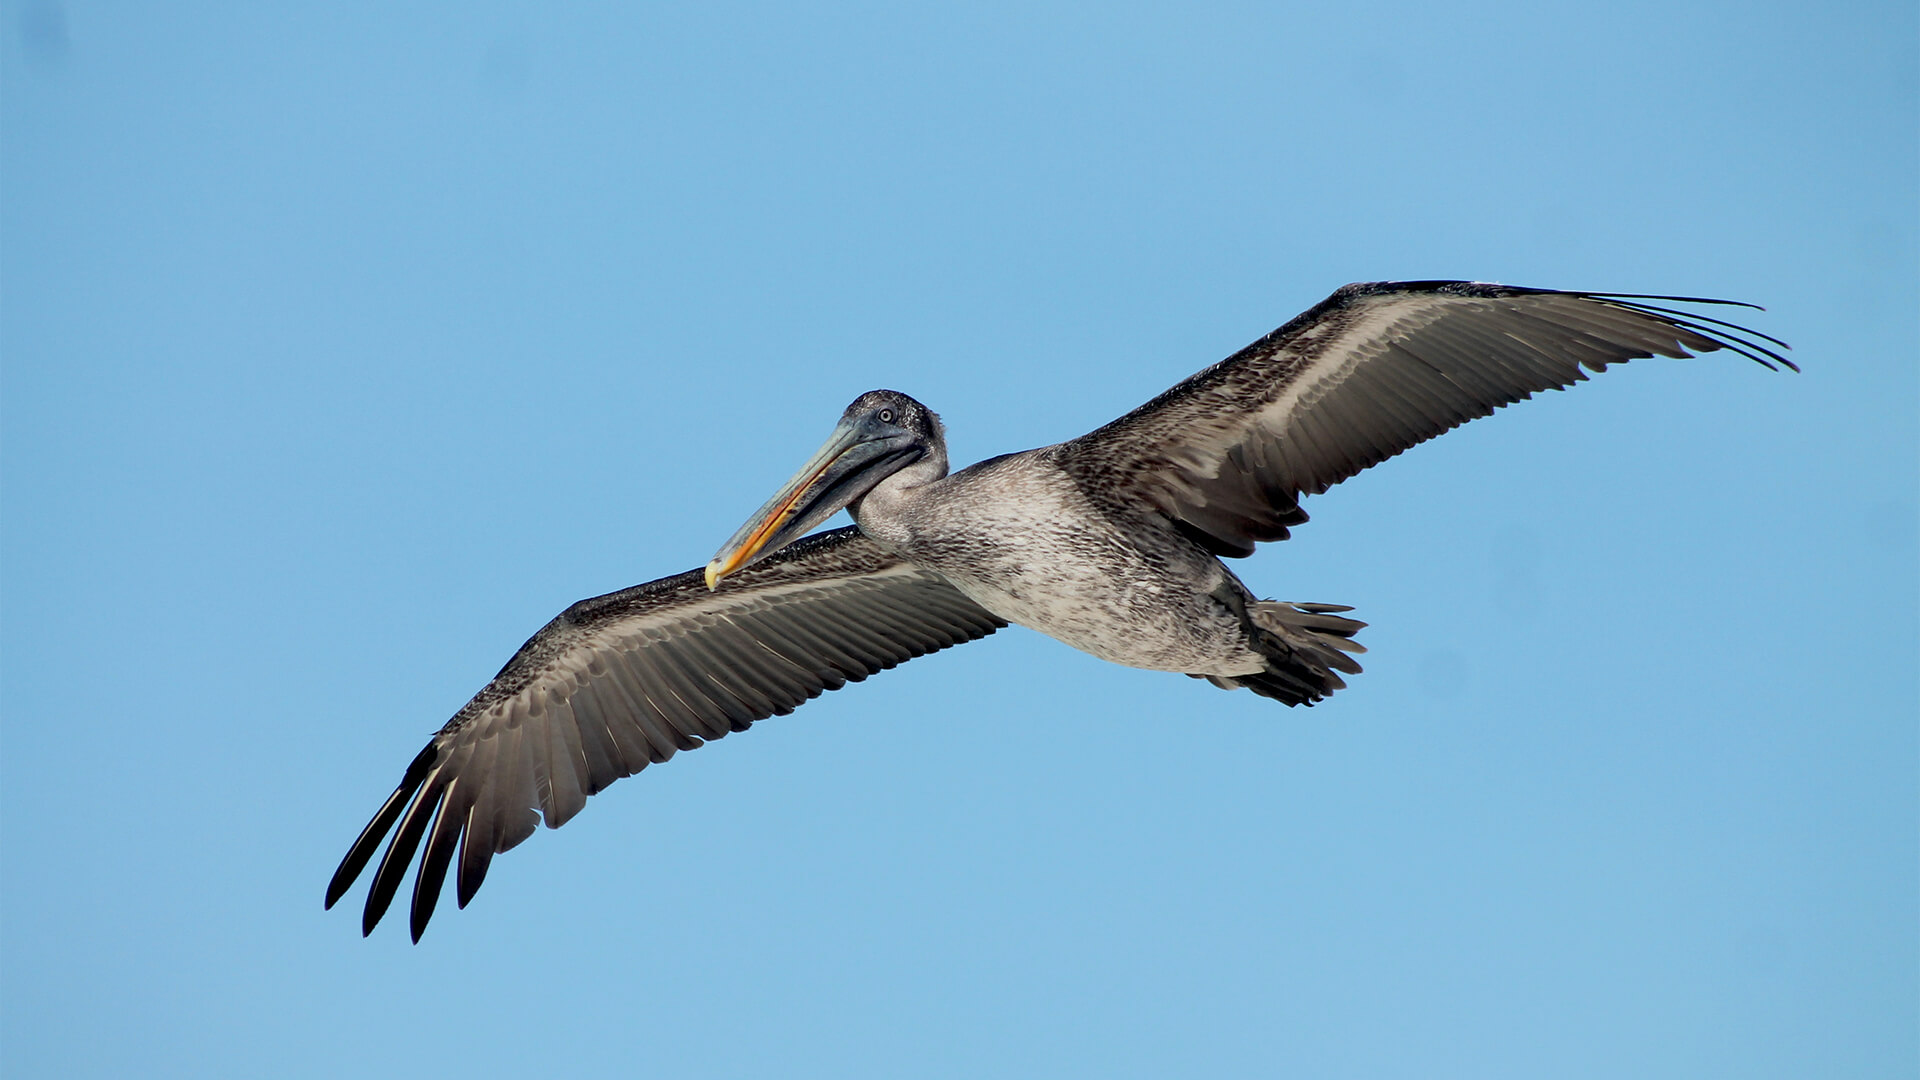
[878,408,895,423]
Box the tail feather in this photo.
[1194,600,1367,707]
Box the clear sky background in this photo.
[3,3,1914,1078]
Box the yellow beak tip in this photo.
[703,563,722,591]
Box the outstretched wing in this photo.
[326,526,1005,940]
[1058,281,1793,557]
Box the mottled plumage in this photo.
[329,280,1790,939]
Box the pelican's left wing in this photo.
[1058,281,1792,557]
[326,525,1005,940]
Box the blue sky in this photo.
[2,3,1913,1077]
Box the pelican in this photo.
[327,280,1791,939]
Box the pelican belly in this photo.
[856,451,1267,676]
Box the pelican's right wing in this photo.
[325,525,1005,940]
[1058,282,1792,557]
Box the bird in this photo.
[326,279,1792,940]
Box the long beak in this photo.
[705,416,915,589]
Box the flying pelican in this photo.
[327,280,1791,939]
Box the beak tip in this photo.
[703,562,722,591]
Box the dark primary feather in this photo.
[325,526,1005,940]
[1059,281,1793,558]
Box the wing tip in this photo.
[1352,282,1798,373]
[336,743,445,937]
[325,741,441,915]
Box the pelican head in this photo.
[706,390,940,589]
